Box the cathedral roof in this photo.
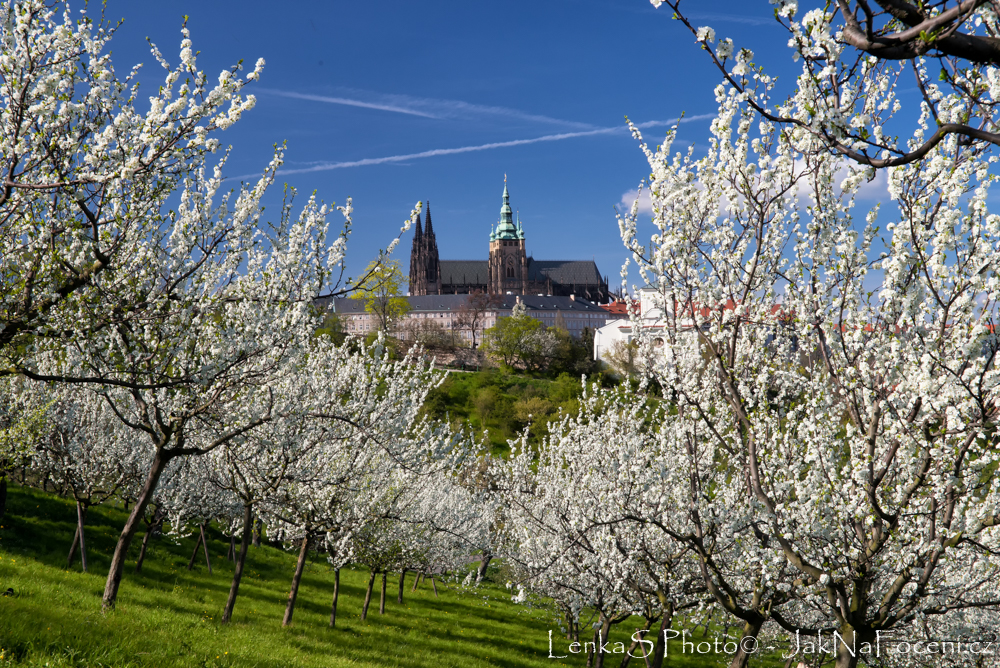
[440,260,490,286]
[434,259,606,289]
[526,259,604,286]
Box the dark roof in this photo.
[331,295,474,314]
[329,299,366,314]
[526,259,604,286]
[404,295,477,312]
[498,295,607,313]
[329,294,607,314]
[439,260,488,286]
[436,259,605,288]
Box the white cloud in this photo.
[618,156,889,222]
[619,188,653,215]
[793,158,889,202]
[854,168,889,201]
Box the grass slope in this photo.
[0,485,779,667]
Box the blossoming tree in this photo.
[1,0,426,612]
[0,1,261,357]
[618,4,1000,666]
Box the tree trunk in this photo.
[282,534,310,627]
[75,502,88,572]
[329,568,340,628]
[397,569,406,604]
[431,576,438,598]
[222,504,254,624]
[700,609,714,637]
[227,533,236,562]
[135,512,164,574]
[593,614,613,668]
[411,572,421,592]
[134,529,152,574]
[619,628,646,668]
[835,624,863,668]
[361,570,376,620]
[187,526,204,570]
[475,552,492,584]
[102,449,170,611]
[199,522,212,574]
[252,517,262,547]
[379,571,387,614]
[68,524,81,567]
[727,618,765,668]
[0,473,7,521]
[649,608,673,668]
[586,623,599,668]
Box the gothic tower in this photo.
[408,202,441,295]
[488,181,527,295]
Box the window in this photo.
[506,266,514,278]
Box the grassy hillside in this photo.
[1,484,552,668]
[0,485,784,668]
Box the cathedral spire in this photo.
[414,209,423,239]
[424,201,434,237]
[496,178,517,238]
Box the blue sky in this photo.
[103,1,811,292]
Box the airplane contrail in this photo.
[256,88,598,129]
[255,89,440,119]
[273,115,715,176]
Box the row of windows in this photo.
[343,312,605,328]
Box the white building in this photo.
[328,294,614,345]
[593,288,666,362]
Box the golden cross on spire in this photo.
[504,173,507,184]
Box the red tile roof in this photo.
[600,299,639,316]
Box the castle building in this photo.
[332,293,613,343]
[408,182,612,302]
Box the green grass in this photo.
[0,484,781,667]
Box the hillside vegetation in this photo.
[420,370,596,452]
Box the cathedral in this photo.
[408,182,612,302]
